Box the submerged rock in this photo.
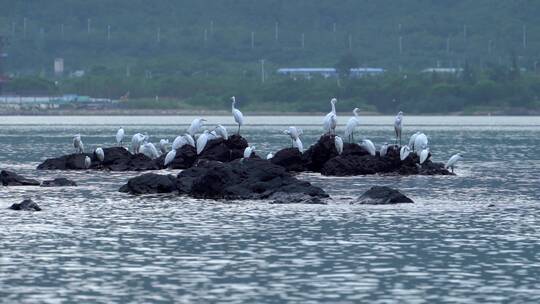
[9,199,42,211]
[0,170,40,186]
[120,158,328,203]
[41,177,78,187]
[354,186,414,205]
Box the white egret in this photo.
[334,135,343,155]
[400,145,411,161]
[140,142,159,159]
[323,98,338,134]
[231,96,244,134]
[159,139,169,154]
[131,133,145,153]
[84,156,91,169]
[243,146,255,158]
[408,132,420,150]
[419,148,430,164]
[73,134,84,154]
[445,153,463,173]
[293,137,304,152]
[394,111,403,145]
[116,127,125,146]
[361,139,376,156]
[380,143,388,157]
[187,118,207,136]
[266,153,274,160]
[164,149,176,167]
[344,108,360,142]
[284,126,302,147]
[184,134,195,147]
[95,147,105,162]
[196,130,210,155]
[214,124,229,140]
[414,133,428,155]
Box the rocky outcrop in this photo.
[0,170,40,186]
[354,186,414,205]
[156,145,197,169]
[198,134,249,162]
[41,177,78,187]
[9,199,42,211]
[270,148,305,172]
[120,158,328,203]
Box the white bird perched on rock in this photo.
[334,135,343,155]
[164,149,176,167]
[344,108,360,142]
[400,145,411,161]
[394,111,403,145]
[84,156,91,169]
[323,98,338,135]
[214,124,229,140]
[140,142,159,159]
[95,147,105,162]
[159,139,169,154]
[380,143,388,158]
[131,133,145,154]
[293,137,304,152]
[172,135,187,150]
[184,134,195,147]
[196,130,210,155]
[408,132,420,151]
[73,134,84,154]
[419,148,430,164]
[445,153,463,173]
[116,127,125,146]
[266,152,274,160]
[243,146,255,158]
[231,96,244,134]
[284,126,303,147]
[361,139,376,156]
[414,133,428,155]
[187,118,206,136]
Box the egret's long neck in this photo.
[232,101,235,111]
[354,109,359,118]
[331,101,336,114]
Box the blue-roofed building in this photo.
[277,67,385,79]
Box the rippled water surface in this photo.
[1,116,539,303]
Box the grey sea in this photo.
[1,115,539,303]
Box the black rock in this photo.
[36,153,92,170]
[302,134,340,172]
[119,173,178,194]
[354,186,414,205]
[9,199,42,211]
[270,148,305,172]
[198,134,248,162]
[41,177,78,187]
[0,170,40,186]
[156,145,197,169]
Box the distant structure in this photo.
[54,58,64,76]
[421,68,463,74]
[277,67,385,79]
[0,35,8,94]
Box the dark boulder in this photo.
[156,145,197,169]
[270,148,305,172]
[198,134,248,162]
[41,177,78,187]
[9,199,42,211]
[354,186,414,205]
[1,170,40,186]
[119,173,178,194]
[302,134,340,172]
[37,153,91,170]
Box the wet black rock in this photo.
[354,186,414,205]
[270,148,305,172]
[156,145,197,169]
[119,173,178,194]
[0,170,40,186]
[41,177,78,187]
[9,199,42,211]
[302,134,340,172]
[198,134,249,162]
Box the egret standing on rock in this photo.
[445,153,463,173]
[95,147,105,162]
[196,130,210,155]
[394,111,403,145]
[400,145,411,161]
[116,127,125,146]
[266,152,274,160]
[84,156,91,169]
[323,98,338,135]
[231,96,244,135]
[184,134,195,147]
[172,135,187,150]
[73,134,84,154]
[243,146,255,158]
[140,142,159,159]
[284,126,302,147]
[159,139,169,154]
[344,108,360,142]
[334,135,343,155]
[419,148,430,164]
[408,132,420,151]
[361,139,376,156]
[380,143,389,158]
[131,133,145,154]
[187,118,206,136]
[164,149,176,167]
[214,125,229,140]
[414,133,428,155]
